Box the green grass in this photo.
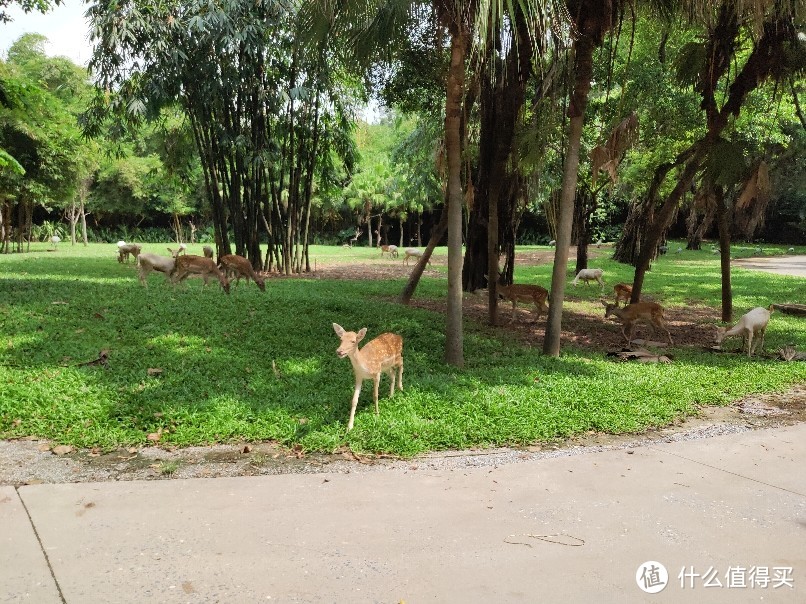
[0,241,803,456]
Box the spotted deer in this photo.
[490,273,549,323]
[601,300,673,346]
[171,255,230,294]
[218,254,265,291]
[332,323,403,431]
[613,283,633,305]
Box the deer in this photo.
[342,228,363,248]
[218,254,266,291]
[715,305,774,357]
[403,247,431,266]
[136,247,186,286]
[601,300,673,346]
[117,242,142,264]
[572,268,605,288]
[203,245,214,260]
[488,273,549,324]
[332,323,403,431]
[613,283,633,305]
[380,244,399,258]
[171,255,230,293]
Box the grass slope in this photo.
[0,242,803,456]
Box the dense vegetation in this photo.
[0,244,803,455]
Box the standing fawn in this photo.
[601,300,673,346]
[573,268,605,288]
[171,255,230,293]
[613,283,633,305]
[218,254,266,291]
[715,305,773,357]
[489,273,549,323]
[332,323,403,431]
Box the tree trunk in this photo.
[715,184,733,323]
[543,34,597,356]
[398,207,448,305]
[444,26,467,367]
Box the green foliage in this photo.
[0,244,803,455]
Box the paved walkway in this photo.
[733,254,806,278]
[3,424,805,603]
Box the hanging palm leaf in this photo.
[591,111,639,186]
[734,161,771,239]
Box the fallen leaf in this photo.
[242,445,252,454]
[153,412,163,418]
[51,300,68,305]
[93,312,105,320]
[12,418,22,427]
[52,445,73,455]
[298,417,308,425]
[147,368,163,376]
[127,447,138,454]
[74,328,85,334]
[147,429,163,442]
[38,443,52,452]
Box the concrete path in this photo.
[3,424,805,603]
[733,255,806,278]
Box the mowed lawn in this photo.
[0,242,804,456]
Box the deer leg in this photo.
[757,328,766,355]
[373,375,380,415]
[746,331,754,357]
[347,379,362,431]
[388,369,396,397]
[509,300,517,323]
[398,361,404,391]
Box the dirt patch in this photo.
[1,386,802,486]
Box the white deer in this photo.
[715,306,773,357]
[332,323,403,431]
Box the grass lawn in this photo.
[0,241,803,457]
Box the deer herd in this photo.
[116,241,780,430]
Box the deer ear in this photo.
[333,323,345,337]
[356,328,367,343]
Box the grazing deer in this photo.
[613,283,633,305]
[715,306,773,357]
[171,255,230,293]
[218,254,265,291]
[601,300,673,346]
[380,244,399,259]
[117,242,142,264]
[332,323,403,431]
[203,245,214,260]
[489,273,549,323]
[572,268,605,288]
[403,247,431,266]
[136,247,185,286]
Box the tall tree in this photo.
[543,0,617,356]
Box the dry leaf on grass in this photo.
[52,445,73,455]
[147,428,163,443]
[147,367,163,376]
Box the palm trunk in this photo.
[444,25,467,366]
[543,35,596,356]
[716,185,732,323]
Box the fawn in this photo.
[171,255,230,293]
[219,254,266,291]
[601,300,673,346]
[613,283,633,305]
[490,273,549,323]
[332,323,403,431]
